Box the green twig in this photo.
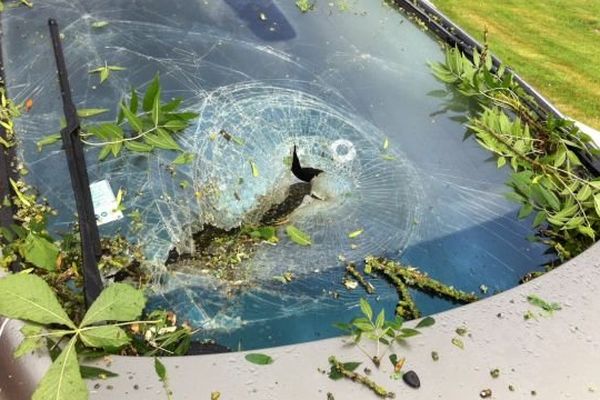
[345,263,375,294]
[366,256,478,304]
[328,356,395,398]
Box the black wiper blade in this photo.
[48,18,103,307]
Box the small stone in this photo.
[93,383,101,390]
[402,370,420,389]
[133,384,139,390]
[106,385,113,390]
[480,389,492,398]
[431,351,439,361]
[508,385,515,392]
[531,390,537,396]
[363,367,372,375]
[490,368,500,378]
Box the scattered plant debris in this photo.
[245,353,274,365]
[327,356,395,398]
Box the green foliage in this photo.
[285,224,312,246]
[348,229,364,238]
[154,358,173,400]
[334,298,435,366]
[80,283,146,326]
[0,274,149,400]
[89,63,126,84]
[154,357,167,381]
[244,353,274,365]
[526,294,561,314]
[0,88,22,147]
[21,232,60,271]
[327,356,394,398]
[91,21,109,29]
[245,226,279,243]
[296,0,314,13]
[38,73,198,160]
[431,46,600,263]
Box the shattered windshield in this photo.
[1,0,550,349]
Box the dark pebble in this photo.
[402,370,420,389]
[93,383,101,390]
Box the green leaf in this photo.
[36,133,62,152]
[80,283,146,327]
[99,67,110,83]
[578,225,596,239]
[451,337,464,349]
[576,185,592,202]
[77,108,108,118]
[79,326,130,350]
[375,309,385,329]
[98,145,112,161]
[161,98,183,113]
[245,353,274,365]
[14,323,44,358]
[119,103,143,133]
[152,86,161,127]
[594,194,600,218]
[328,367,343,380]
[143,129,181,151]
[496,156,506,168]
[527,294,561,313]
[79,365,118,379]
[22,232,59,271]
[518,203,534,219]
[154,357,167,381]
[285,225,311,246]
[91,21,109,28]
[162,119,189,132]
[348,229,363,239]
[167,111,197,121]
[332,322,353,332]
[532,211,546,227]
[172,152,194,165]
[415,316,436,329]
[359,298,373,321]
[87,123,123,142]
[143,74,160,112]
[399,328,420,337]
[32,337,87,400]
[352,321,374,332]
[0,274,75,328]
[124,141,153,153]
[341,362,361,372]
[250,160,259,177]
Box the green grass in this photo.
[432,0,600,129]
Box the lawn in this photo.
[431,0,600,129]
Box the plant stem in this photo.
[328,356,395,398]
[366,256,478,304]
[345,263,375,294]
